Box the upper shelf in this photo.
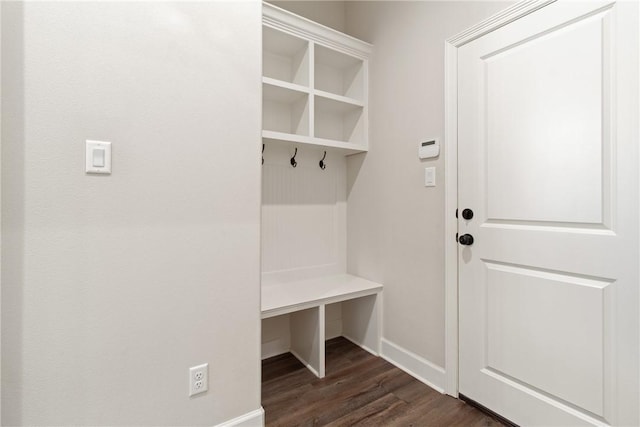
[314,89,363,108]
[263,77,309,95]
[262,2,371,156]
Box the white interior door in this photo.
[458,1,639,425]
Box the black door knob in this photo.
[462,208,474,220]
[459,234,474,246]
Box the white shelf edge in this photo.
[314,89,364,108]
[262,130,368,155]
[262,130,313,144]
[261,287,382,319]
[261,273,383,319]
[312,136,367,154]
[262,77,310,95]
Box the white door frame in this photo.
[443,0,558,397]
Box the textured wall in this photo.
[1,2,261,425]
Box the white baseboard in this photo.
[380,338,446,393]
[214,407,264,427]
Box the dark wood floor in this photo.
[262,337,506,426]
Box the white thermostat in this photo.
[418,138,440,159]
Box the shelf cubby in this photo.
[263,26,309,86]
[262,81,310,137]
[314,95,364,145]
[314,44,364,101]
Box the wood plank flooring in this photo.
[262,337,506,426]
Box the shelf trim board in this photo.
[262,77,310,95]
[262,131,368,155]
[263,2,372,60]
[314,89,364,108]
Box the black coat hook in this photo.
[262,144,265,165]
[319,151,327,170]
[290,147,298,168]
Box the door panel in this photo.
[458,2,638,425]
[485,261,610,416]
[485,13,604,224]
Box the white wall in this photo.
[344,1,509,373]
[1,2,261,425]
[269,1,346,32]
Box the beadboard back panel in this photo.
[262,145,347,279]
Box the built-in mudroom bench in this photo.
[260,3,383,378]
[262,274,382,378]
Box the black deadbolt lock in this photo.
[459,234,474,246]
[462,208,474,220]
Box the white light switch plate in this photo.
[425,167,436,187]
[86,140,111,174]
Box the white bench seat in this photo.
[260,273,383,378]
[261,274,383,319]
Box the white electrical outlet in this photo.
[189,363,208,397]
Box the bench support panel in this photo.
[290,306,325,378]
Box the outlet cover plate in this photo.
[189,363,208,397]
